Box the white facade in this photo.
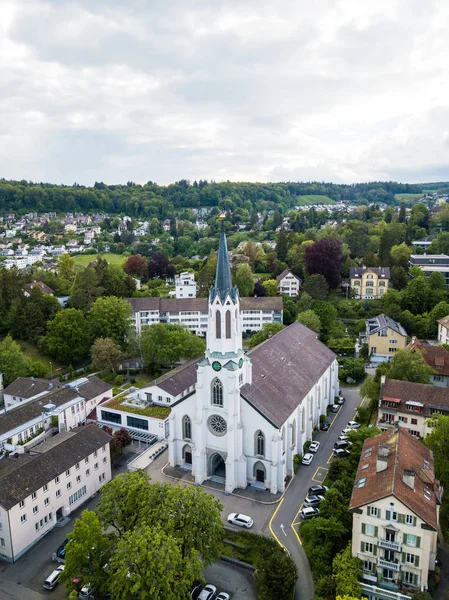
[174,272,197,298]
[277,269,301,297]
[438,317,449,344]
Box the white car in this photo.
[302,453,314,465]
[300,506,320,519]
[309,441,320,453]
[227,513,253,528]
[217,594,231,600]
[347,421,361,429]
[198,584,217,600]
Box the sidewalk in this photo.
[0,579,47,600]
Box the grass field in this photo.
[18,340,64,373]
[72,253,125,267]
[295,194,336,205]
[394,193,425,203]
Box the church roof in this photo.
[209,220,238,303]
[241,321,336,427]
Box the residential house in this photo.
[407,337,449,387]
[350,426,441,600]
[378,378,449,437]
[23,281,54,296]
[0,425,112,562]
[437,315,449,345]
[276,268,302,297]
[364,314,408,363]
[349,267,390,299]
[173,271,197,299]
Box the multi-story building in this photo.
[378,378,449,437]
[276,268,302,297]
[349,267,390,299]
[0,425,112,562]
[407,337,449,387]
[127,297,283,337]
[363,314,408,363]
[350,426,442,600]
[409,255,449,285]
[437,315,449,345]
[173,272,197,298]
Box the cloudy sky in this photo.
[1,0,449,186]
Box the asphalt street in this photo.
[270,385,362,600]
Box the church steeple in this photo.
[209,215,238,304]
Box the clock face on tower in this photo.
[212,361,222,372]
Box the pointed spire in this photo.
[210,214,238,303]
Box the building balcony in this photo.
[379,538,402,552]
[378,558,401,571]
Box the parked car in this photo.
[320,421,330,431]
[227,513,253,528]
[336,396,346,405]
[309,441,320,453]
[302,453,314,465]
[347,421,361,429]
[43,565,65,590]
[330,404,340,413]
[216,594,230,600]
[333,448,350,458]
[304,494,323,507]
[189,581,203,599]
[308,484,329,496]
[334,440,352,450]
[79,583,95,599]
[338,433,349,441]
[55,538,70,563]
[300,507,320,519]
[198,584,217,600]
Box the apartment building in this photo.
[350,267,390,299]
[127,297,283,336]
[407,337,449,387]
[173,271,197,298]
[409,255,449,285]
[364,314,408,363]
[378,378,449,437]
[350,426,441,600]
[276,268,301,297]
[0,425,112,562]
[437,315,449,345]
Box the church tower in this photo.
[192,215,250,493]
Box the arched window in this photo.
[215,311,221,339]
[182,415,191,440]
[225,310,231,339]
[301,409,305,432]
[282,426,286,454]
[255,430,265,456]
[292,419,296,448]
[211,378,223,407]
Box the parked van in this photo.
[43,565,64,590]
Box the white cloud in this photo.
[1,0,449,185]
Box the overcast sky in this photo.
[1,0,449,186]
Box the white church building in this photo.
[167,220,339,494]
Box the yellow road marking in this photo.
[312,466,329,483]
[268,497,288,551]
[327,453,333,464]
[311,467,321,481]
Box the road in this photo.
[270,385,362,600]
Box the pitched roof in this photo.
[210,221,237,303]
[381,378,449,417]
[0,425,112,510]
[241,321,336,427]
[349,267,390,279]
[67,376,113,401]
[276,268,301,283]
[3,378,62,400]
[23,281,55,295]
[437,315,449,329]
[407,338,449,376]
[152,359,199,396]
[349,428,441,530]
[366,314,407,337]
[126,297,283,313]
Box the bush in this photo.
[130,377,136,384]
[293,454,302,471]
[338,357,366,383]
[303,441,311,454]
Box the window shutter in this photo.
[402,552,406,563]
[386,510,391,520]
[416,536,421,548]
[398,513,405,524]
[377,509,381,519]
[374,526,378,538]
[413,574,418,586]
[361,542,365,552]
[413,516,417,526]
[373,544,377,556]
[403,533,407,545]
[415,554,419,567]
[362,523,366,534]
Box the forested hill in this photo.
[0,178,423,218]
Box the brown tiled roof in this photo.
[241,321,336,427]
[407,338,449,376]
[0,425,112,509]
[126,297,283,313]
[23,281,54,295]
[160,298,208,312]
[276,268,301,283]
[240,296,283,310]
[437,315,449,329]
[349,267,390,279]
[71,376,113,401]
[349,428,440,530]
[381,379,449,417]
[3,378,62,400]
[152,359,199,396]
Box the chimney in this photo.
[376,443,390,473]
[402,469,415,490]
[380,375,386,387]
[411,336,416,345]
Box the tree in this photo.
[112,428,133,453]
[302,274,329,300]
[91,338,125,373]
[276,229,288,262]
[401,276,431,314]
[297,310,321,333]
[390,243,412,268]
[390,265,408,290]
[140,323,205,372]
[234,264,254,297]
[248,323,284,349]
[424,414,449,490]
[332,544,362,598]
[0,336,46,385]
[70,266,103,312]
[124,254,148,277]
[338,358,366,383]
[428,301,449,338]
[255,550,298,600]
[253,280,267,297]
[87,296,133,346]
[148,253,175,279]
[262,279,279,296]
[387,349,434,383]
[311,301,338,338]
[57,253,77,289]
[428,270,446,291]
[21,287,61,343]
[197,252,217,297]
[304,238,343,288]
[398,202,406,223]
[42,309,91,364]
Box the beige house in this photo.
[365,314,408,363]
[276,268,302,297]
[437,315,449,345]
[350,267,390,299]
[350,427,441,600]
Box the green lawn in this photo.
[18,340,64,373]
[254,272,270,279]
[72,253,125,267]
[295,195,336,205]
[394,193,424,203]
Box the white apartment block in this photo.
[173,271,197,298]
[276,268,302,297]
[0,425,112,562]
[127,297,283,337]
[350,427,441,600]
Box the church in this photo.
[168,223,339,494]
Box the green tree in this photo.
[0,336,46,385]
[234,263,254,297]
[302,274,329,300]
[428,301,449,338]
[424,414,449,490]
[87,296,133,346]
[90,338,125,373]
[22,288,61,343]
[262,279,279,296]
[390,265,408,291]
[197,252,217,297]
[398,202,406,223]
[390,243,412,268]
[332,544,362,598]
[140,323,205,373]
[401,276,431,313]
[42,309,91,364]
[297,309,321,333]
[387,349,434,383]
[276,229,288,262]
[248,323,284,349]
[70,267,103,312]
[57,253,77,289]
[428,270,446,291]
[311,301,337,338]
[255,550,298,600]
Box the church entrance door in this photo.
[211,453,226,478]
[256,469,265,483]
